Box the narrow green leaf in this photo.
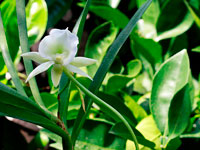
[73,0,92,40]
[58,0,92,126]
[72,0,152,144]
[150,50,190,134]
[16,0,45,107]
[0,11,26,96]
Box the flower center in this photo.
[55,55,63,64]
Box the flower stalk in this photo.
[63,67,139,150]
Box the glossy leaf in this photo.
[43,120,126,150]
[155,0,194,41]
[97,92,137,126]
[110,122,155,148]
[78,2,129,28]
[150,50,190,134]
[85,22,119,77]
[126,116,161,150]
[130,34,162,77]
[26,0,48,46]
[122,93,147,122]
[168,84,193,141]
[72,0,152,143]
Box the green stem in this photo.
[0,11,27,97]
[63,68,139,150]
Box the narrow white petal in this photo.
[21,52,49,64]
[70,57,97,67]
[26,61,54,82]
[51,64,63,87]
[66,64,92,80]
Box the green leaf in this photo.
[126,115,161,150]
[192,45,200,53]
[184,0,200,28]
[127,59,142,77]
[0,0,19,61]
[122,93,147,122]
[97,92,137,126]
[46,0,72,28]
[130,34,162,77]
[26,0,48,46]
[0,11,26,96]
[78,2,129,28]
[16,0,45,107]
[150,50,190,134]
[155,0,194,41]
[133,72,152,94]
[110,122,155,148]
[167,84,193,141]
[85,22,119,77]
[136,0,160,25]
[72,0,152,144]
[43,120,126,150]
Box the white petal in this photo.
[51,64,63,87]
[26,61,54,82]
[66,64,92,80]
[21,52,49,64]
[39,28,79,64]
[70,57,97,67]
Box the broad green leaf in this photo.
[78,3,129,28]
[155,0,194,41]
[110,122,155,148]
[43,120,126,150]
[26,0,48,46]
[126,116,161,150]
[45,0,72,28]
[122,93,147,122]
[167,84,193,142]
[85,22,118,77]
[97,92,137,126]
[150,50,190,134]
[130,34,162,77]
[127,59,142,77]
[164,34,188,59]
[105,59,142,93]
[72,0,152,144]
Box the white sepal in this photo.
[21,52,49,64]
[66,64,92,80]
[26,61,54,82]
[70,57,97,67]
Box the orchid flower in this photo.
[21,28,96,87]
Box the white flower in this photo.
[21,28,96,87]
